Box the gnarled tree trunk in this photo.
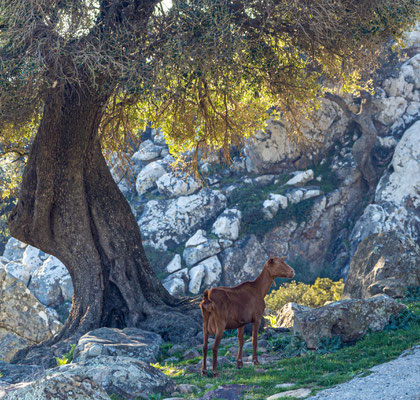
[8,83,200,364]
[326,92,379,191]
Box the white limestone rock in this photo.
[185,229,208,247]
[29,255,74,306]
[211,209,242,241]
[244,98,348,173]
[374,96,407,126]
[2,238,27,261]
[151,128,167,146]
[183,231,221,267]
[200,256,222,287]
[163,277,185,297]
[376,121,420,207]
[132,139,163,162]
[22,245,44,274]
[135,160,167,195]
[189,265,205,294]
[382,54,420,98]
[262,194,288,220]
[286,170,314,186]
[220,234,268,286]
[156,172,202,198]
[164,267,189,281]
[0,270,62,362]
[165,254,182,273]
[287,188,321,205]
[4,261,30,286]
[288,189,304,204]
[347,121,420,267]
[139,188,227,250]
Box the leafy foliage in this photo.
[265,278,344,314]
[404,286,420,302]
[55,344,76,366]
[0,0,418,174]
[385,308,420,332]
[316,336,345,355]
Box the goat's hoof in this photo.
[236,361,243,369]
[212,371,219,378]
[253,360,260,366]
[201,370,208,377]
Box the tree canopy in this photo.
[1,0,417,171]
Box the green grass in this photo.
[154,300,420,400]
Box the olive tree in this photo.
[0,0,417,358]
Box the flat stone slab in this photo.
[73,327,162,363]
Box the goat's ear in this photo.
[268,257,274,264]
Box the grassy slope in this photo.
[154,301,420,400]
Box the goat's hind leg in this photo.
[212,324,225,378]
[201,311,210,376]
[236,326,244,369]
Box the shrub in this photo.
[265,278,344,314]
[55,344,76,366]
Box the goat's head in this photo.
[266,257,295,279]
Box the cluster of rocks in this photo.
[0,327,175,399]
[276,295,406,349]
[0,270,62,363]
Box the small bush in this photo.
[55,344,76,366]
[265,278,344,314]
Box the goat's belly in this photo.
[226,320,247,330]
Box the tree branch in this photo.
[325,92,356,119]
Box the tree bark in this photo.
[8,83,200,364]
[325,92,379,191]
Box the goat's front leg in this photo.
[212,327,224,378]
[236,326,245,369]
[252,318,261,365]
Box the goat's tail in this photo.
[200,289,214,313]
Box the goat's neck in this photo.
[254,266,274,298]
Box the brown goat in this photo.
[200,256,295,377]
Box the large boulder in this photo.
[21,245,44,274]
[220,234,268,286]
[1,356,175,400]
[0,270,62,362]
[1,373,111,400]
[243,99,348,173]
[278,295,405,349]
[57,356,175,399]
[156,172,202,197]
[211,208,242,241]
[200,255,223,288]
[347,120,420,271]
[183,230,221,267]
[343,232,420,299]
[29,255,73,307]
[139,188,227,250]
[73,327,162,363]
[188,264,205,294]
[162,276,186,296]
[4,261,30,286]
[132,139,163,162]
[2,238,26,262]
[135,159,167,195]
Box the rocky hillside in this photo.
[0,30,419,358]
